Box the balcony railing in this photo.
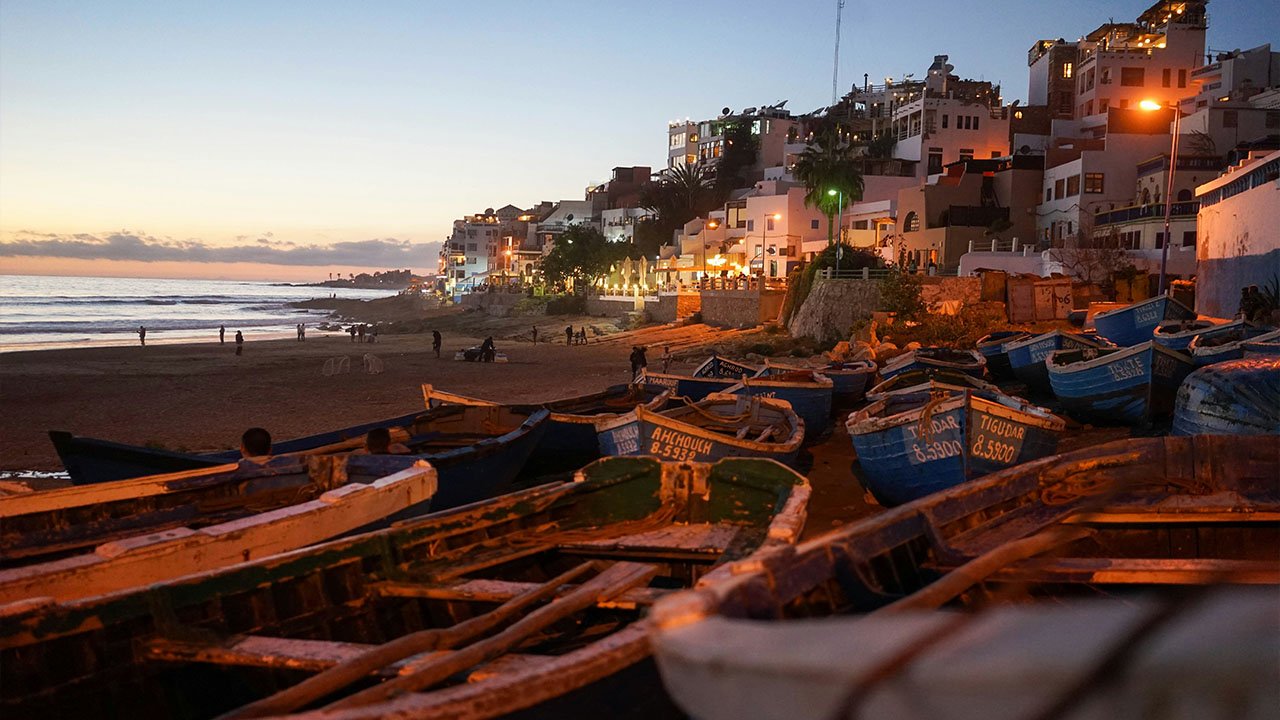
[1094,202,1199,227]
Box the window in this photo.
[1178,69,1187,88]
[1120,67,1144,86]
[963,116,971,129]
[1045,188,1053,202]
[1062,62,1073,79]
[973,115,980,130]
[1099,99,1109,113]
[1084,173,1105,193]
[1156,232,1166,249]
[1066,175,1080,196]
[467,243,477,251]
[941,114,948,129]
[903,212,920,232]
[1182,231,1196,247]
[1162,68,1171,87]
[669,132,685,148]
[766,216,775,231]
[1085,100,1094,116]
[1222,110,1238,128]
[685,154,696,165]
[991,151,1002,158]
[1267,111,1280,129]
[811,219,820,229]
[959,149,974,161]
[927,152,943,175]
[853,220,869,229]
[746,219,754,231]
[1054,179,1065,200]
[1086,68,1095,91]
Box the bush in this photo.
[513,296,549,315]
[545,294,586,315]
[747,342,775,356]
[878,272,925,320]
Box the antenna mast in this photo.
[832,0,845,104]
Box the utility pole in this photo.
[832,0,845,105]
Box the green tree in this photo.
[541,225,622,291]
[793,129,865,245]
[637,162,717,258]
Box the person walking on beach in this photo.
[661,345,673,373]
[138,326,146,347]
[300,323,306,341]
[357,324,365,343]
[219,325,226,344]
[577,327,587,345]
[348,325,357,343]
[235,330,244,356]
[629,346,648,381]
[480,336,496,363]
[432,330,442,358]
[531,326,538,345]
[565,325,574,345]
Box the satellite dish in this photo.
[722,107,732,116]
[566,213,575,221]
[1018,145,1032,155]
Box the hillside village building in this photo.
[1194,149,1280,317]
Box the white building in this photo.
[528,200,596,254]
[442,215,505,294]
[600,207,650,244]
[1194,149,1280,317]
[890,55,1012,178]
[1181,44,1280,155]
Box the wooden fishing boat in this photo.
[1244,340,1280,358]
[726,370,834,441]
[0,455,810,720]
[1003,329,1112,391]
[596,394,803,465]
[865,371,1002,402]
[692,353,761,379]
[51,405,550,511]
[641,370,740,402]
[1047,342,1195,425]
[0,456,437,605]
[756,359,877,407]
[1187,321,1280,365]
[1151,318,1224,351]
[975,330,1031,380]
[1092,295,1196,347]
[878,347,986,381]
[847,388,1065,506]
[650,434,1280,720]
[422,383,672,475]
[1173,358,1280,436]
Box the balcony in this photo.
[942,206,1010,228]
[1094,202,1199,227]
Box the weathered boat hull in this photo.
[649,434,1280,720]
[1047,342,1195,424]
[1152,319,1224,351]
[1003,330,1110,391]
[847,391,1064,506]
[1188,323,1280,365]
[1173,358,1280,436]
[596,396,803,465]
[0,456,809,720]
[756,359,876,407]
[1244,340,1280,358]
[1092,295,1196,347]
[879,348,986,381]
[865,371,1001,402]
[976,331,1031,380]
[727,373,834,441]
[0,456,437,605]
[641,370,739,401]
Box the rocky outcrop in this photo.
[787,279,881,342]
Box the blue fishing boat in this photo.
[640,369,740,401]
[423,383,672,475]
[48,405,550,511]
[976,330,1031,380]
[692,353,761,379]
[1244,341,1280,358]
[756,358,877,407]
[865,372,1004,402]
[1046,342,1195,425]
[1092,295,1196,347]
[595,394,803,465]
[1187,321,1280,365]
[726,370,835,440]
[1003,329,1113,391]
[1152,319,1225,351]
[846,388,1065,506]
[1172,358,1280,436]
[879,347,986,381]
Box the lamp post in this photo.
[760,212,781,277]
[1140,99,1180,295]
[827,188,844,247]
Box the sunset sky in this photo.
[1,1,1274,281]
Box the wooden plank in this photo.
[371,578,670,607]
[1063,510,1280,524]
[144,636,431,677]
[984,557,1280,585]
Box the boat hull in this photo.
[1047,342,1195,424]
[597,400,802,466]
[1004,330,1108,391]
[976,331,1030,380]
[1152,320,1222,351]
[879,349,986,381]
[726,376,834,441]
[1173,358,1280,436]
[641,371,738,401]
[1189,324,1280,366]
[1093,295,1195,347]
[848,393,1063,507]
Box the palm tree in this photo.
[640,162,715,225]
[793,129,865,245]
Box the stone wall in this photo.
[644,292,702,324]
[700,289,786,328]
[458,291,536,317]
[919,276,981,306]
[787,278,881,341]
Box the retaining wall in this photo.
[699,289,786,328]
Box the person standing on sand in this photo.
[629,346,648,381]
[565,325,573,345]
[432,330,442,358]
[480,336,496,363]
[235,330,244,356]
[578,327,587,345]
[357,325,365,343]
[531,326,538,344]
[300,323,305,341]
[138,326,146,347]
[349,325,357,343]
[661,345,672,373]
[219,325,226,344]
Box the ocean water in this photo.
[0,274,391,351]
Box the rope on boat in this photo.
[679,395,754,424]
[1039,451,1214,506]
[914,391,952,445]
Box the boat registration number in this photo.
[1106,356,1146,382]
[606,425,641,454]
[1135,305,1160,325]
[647,428,714,462]
[1151,353,1179,378]
[969,411,1026,465]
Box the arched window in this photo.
[903,211,920,232]
[1141,188,1151,205]
[1177,189,1193,201]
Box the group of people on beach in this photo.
[295,323,307,341]
[565,325,589,345]
[347,324,377,343]
[138,325,243,355]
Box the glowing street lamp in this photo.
[761,212,782,276]
[1140,98,1180,294]
[827,188,845,246]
